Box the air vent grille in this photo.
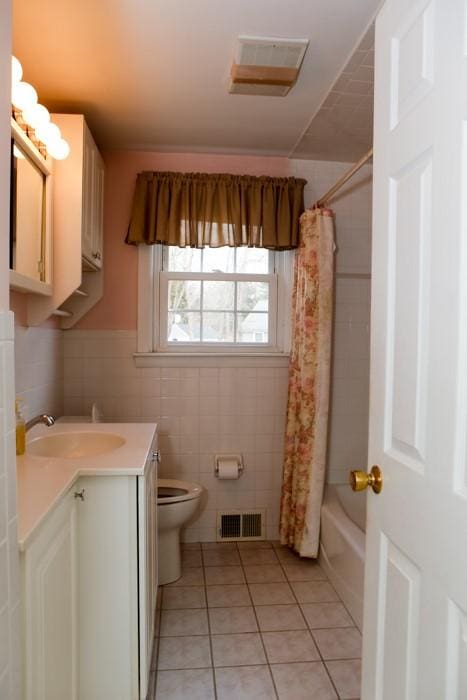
[217,509,266,541]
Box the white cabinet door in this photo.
[82,125,104,269]
[81,126,94,264]
[91,149,104,268]
[23,489,79,700]
[77,475,139,700]
[363,0,467,697]
[138,452,158,697]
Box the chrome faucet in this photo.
[25,414,56,432]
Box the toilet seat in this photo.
[157,478,203,505]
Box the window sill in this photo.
[133,352,290,368]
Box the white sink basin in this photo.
[28,431,126,459]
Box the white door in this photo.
[23,490,78,700]
[363,0,467,697]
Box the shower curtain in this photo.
[279,208,335,557]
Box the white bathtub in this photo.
[319,484,366,631]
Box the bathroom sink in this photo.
[27,431,126,459]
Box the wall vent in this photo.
[230,35,309,97]
[217,509,266,541]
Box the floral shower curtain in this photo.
[279,208,335,557]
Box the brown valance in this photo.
[125,171,306,249]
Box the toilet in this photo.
[157,478,203,585]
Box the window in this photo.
[137,244,293,357]
[161,246,276,349]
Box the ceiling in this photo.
[13,0,379,159]
[291,26,374,161]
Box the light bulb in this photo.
[47,138,70,160]
[21,103,50,131]
[11,81,38,112]
[35,122,61,146]
[11,56,23,85]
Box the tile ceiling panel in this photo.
[292,25,374,162]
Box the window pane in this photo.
[237,312,269,343]
[237,281,269,312]
[202,247,235,273]
[202,312,234,342]
[168,280,201,311]
[236,248,269,273]
[167,247,201,272]
[203,281,235,310]
[168,312,201,342]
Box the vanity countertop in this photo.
[16,422,157,550]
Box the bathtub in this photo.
[319,484,366,631]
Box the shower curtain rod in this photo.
[312,147,373,208]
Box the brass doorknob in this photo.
[349,465,383,494]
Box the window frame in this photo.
[136,244,294,362]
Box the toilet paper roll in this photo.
[217,458,240,479]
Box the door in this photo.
[363,0,467,698]
[81,125,94,263]
[23,490,79,700]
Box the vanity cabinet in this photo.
[22,489,79,700]
[21,450,158,700]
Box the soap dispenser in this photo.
[15,399,26,456]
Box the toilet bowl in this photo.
[157,478,203,585]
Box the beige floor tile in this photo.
[160,609,209,637]
[262,630,320,663]
[326,659,362,699]
[157,635,212,669]
[255,604,307,631]
[203,549,241,566]
[209,606,258,634]
[182,550,203,568]
[181,542,202,551]
[243,564,286,583]
[271,662,338,700]
[166,567,205,587]
[237,540,273,550]
[151,636,159,670]
[301,602,354,629]
[249,582,295,605]
[239,548,279,565]
[273,546,302,564]
[202,542,238,550]
[215,665,276,699]
[282,562,328,582]
[211,632,266,667]
[156,669,215,700]
[206,584,251,607]
[147,670,156,699]
[291,581,340,604]
[205,565,245,585]
[162,586,206,610]
[312,628,362,660]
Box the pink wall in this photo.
[76,150,290,330]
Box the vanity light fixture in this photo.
[11,55,70,160]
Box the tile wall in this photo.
[291,159,372,484]
[14,325,64,422]
[63,329,288,542]
[0,312,22,698]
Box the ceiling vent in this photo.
[230,35,309,97]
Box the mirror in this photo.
[9,120,52,295]
[10,141,45,281]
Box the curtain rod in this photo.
[312,147,373,208]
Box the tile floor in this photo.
[148,541,361,700]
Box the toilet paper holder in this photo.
[214,453,244,477]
